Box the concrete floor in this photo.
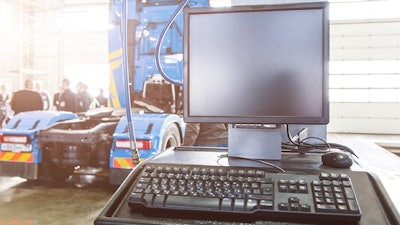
[0,173,117,225]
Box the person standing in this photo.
[52,86,64,110]
[95,88,108,108]
[0,84,11,128]
[183,123,228,147]
[10,78,44,115]
[76,81,93,112]
[58,78,79,113]
[0,84,10,103]
[35,80,51,110]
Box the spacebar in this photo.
[165,195,220,210]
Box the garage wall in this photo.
[63,32,108,65]
[329,19,400,134]
[0,0,109,99]
[232,0,400,134]
[0,1,23,91]
[58,1,109,96]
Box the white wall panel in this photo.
[331,20,400,35]
[330,48,400,61]
[330,103,400,119]
[330,20,400,61]
[330,18,400,134]
[331,35,400,49]
[328,117,400,134]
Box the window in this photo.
[329,0,400,103]
[330,0,400,21]
[330,60,400,102]
[64,64,110,97]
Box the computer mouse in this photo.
[321,151,353,169]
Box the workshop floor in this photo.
[0,173,116,225]
[0,133,398,225]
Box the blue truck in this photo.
[0,0,209,185]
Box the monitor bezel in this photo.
[183,2,330,125]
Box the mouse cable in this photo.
[284,124,358,158]
[284,124,331,154]
[283,141,358,158]
[217,154,286,173]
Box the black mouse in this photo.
[321,151,353,169]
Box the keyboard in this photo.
[128,163,361,223]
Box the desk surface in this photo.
[95,141,400,225]
[328,134,400,214]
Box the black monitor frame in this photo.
[183,2,329,160]
[183,2,329,125]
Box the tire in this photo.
[161,123,181,151]
[39,144,75,182]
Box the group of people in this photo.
[0,78,108,128]
[52,78,108,113]
[1,77,224,147]
[53,79,96,113]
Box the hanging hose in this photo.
[120,0,189,165]
[121,0,140,165]
[155,0,189,86]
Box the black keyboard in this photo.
[128,163,361,223]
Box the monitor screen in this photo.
[183,2,329,125]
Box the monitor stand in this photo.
[228,124,282,161]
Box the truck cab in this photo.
[0,0,209,185]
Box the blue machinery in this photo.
[0,0,209,184]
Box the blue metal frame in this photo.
[0,111,77,164]
[109,113,184,168]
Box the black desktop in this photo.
[94,2,399,225]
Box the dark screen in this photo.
[184,3,329,124]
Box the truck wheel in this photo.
[39,144,75,182]
[161,123,181,150]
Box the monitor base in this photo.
[228,124,282,160]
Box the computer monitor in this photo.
[183,2,329,160]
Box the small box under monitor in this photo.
[228,124,282,160]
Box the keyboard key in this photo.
[165,195,220,210]
[337,204,348,213]
[259,200,274,210]
[221,198,232,211]
[129,192,144,204]
[347,199,360,214]
[298,185,308,193]
[339,174,349,181]
[290,203,300,211]
[316,204,337,213]
[261,183,273,195]
[143,194,154,206]
[233,199,245,211]
[288,197,299,203]
[344,187,355,199]
[247,194,273,201]
[279,185,288,192]
[300,203,311,212]
[246,199,258,211]
[289,185,297,193]
[153,194,165,206]
[278,203,289,211]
